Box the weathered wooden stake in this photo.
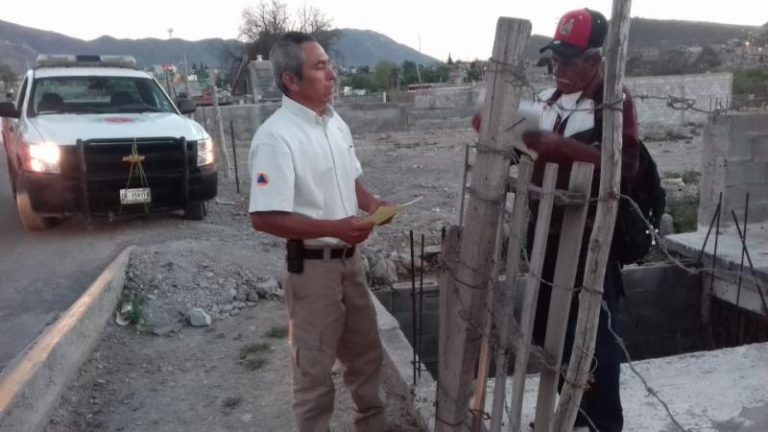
[437,226,462,428]
[435,17,531,432]
[210,71,232,178]
[508,163,558,431]
[554,0,632,430]
[470,214,505,432]
[533,163,594,432]
[490,158,534,432]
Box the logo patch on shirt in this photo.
[256,172,270,187]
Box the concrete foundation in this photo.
[371,266,768,432]
[667,111,768,318]
[374,263,705,381]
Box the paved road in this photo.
[0,144,196,375]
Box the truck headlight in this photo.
[197,138,215,166]
[28,142,61,173]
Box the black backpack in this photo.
[612,141,666,265]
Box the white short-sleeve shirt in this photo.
[248,96,363,245]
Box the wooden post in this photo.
[211,71,232,178]
[554,1,632,430]
[470,215,505,432]
[533,163,594,432]
[437,226,462,427]
[436,17,531,432]
[490,158,534,432]
[508,163,558,431]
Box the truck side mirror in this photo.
[177,99,197,114]
[0,102,20,119]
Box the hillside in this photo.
[528,18,757,56]
[0,19,239,74]
[0,20,439,74]
[628,18,754,49]
[0,17,761,76]
[330,28,439,67]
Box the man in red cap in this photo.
[531,8,638,432]
[475,8,640,432]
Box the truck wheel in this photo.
[15,175,50,231]
[184,202,207,220]
[5,155,16,197]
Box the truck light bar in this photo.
[35,54,137,69]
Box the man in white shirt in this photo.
[248,32,389,432]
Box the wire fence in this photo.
[423,55,768,432]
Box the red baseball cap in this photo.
[539,8,608,58]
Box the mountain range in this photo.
[0,17,762,75]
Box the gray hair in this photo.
[270,32,316,95]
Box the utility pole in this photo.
[417,33,423,83]
[183,55,191,97]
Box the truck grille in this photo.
[62,137,199,214]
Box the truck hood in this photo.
[27,113,208,145]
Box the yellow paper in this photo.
[365,205,400,225]
[364,196,423,226]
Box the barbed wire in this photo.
[483,56,768,124]
[432,179,768,430]
[427,54,768,431]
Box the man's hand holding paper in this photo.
[364,196,423,226]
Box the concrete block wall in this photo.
[374,264,703,375]
[247,60,281,102]
[413,86,481,110]
[621,264,704,359]
[699,112,768,228]
[373,287,440,375]
[624,73,732,126]
[190,72,734,157]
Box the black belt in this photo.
[302,246,356,260]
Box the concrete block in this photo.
[725,135,753,161]
[700,117,731,226]
[725,161,768,186]
[751,134,768,162]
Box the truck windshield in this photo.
[29,76,176,116]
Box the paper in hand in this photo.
[513,99,545,160]
[364,197,423,226]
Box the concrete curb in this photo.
[0,246,135,432]
[372,293,437,432]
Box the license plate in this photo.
[119,188,151,205]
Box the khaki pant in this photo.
[284,251,386,432]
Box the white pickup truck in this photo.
[0,54,218,230]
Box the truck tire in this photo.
[15,175,50,231]
[5,155,16,197]
[184,202,207,220]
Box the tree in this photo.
[447,54,453,65]
[342,73,377,93]
[0,63,17,89]
[240,0,291,60]
[421,64,450,83]
[239,0,337,61]
[465,61,482,82]
[692,45,722,72]
[400,60,420,86]
[373,61,397,90]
